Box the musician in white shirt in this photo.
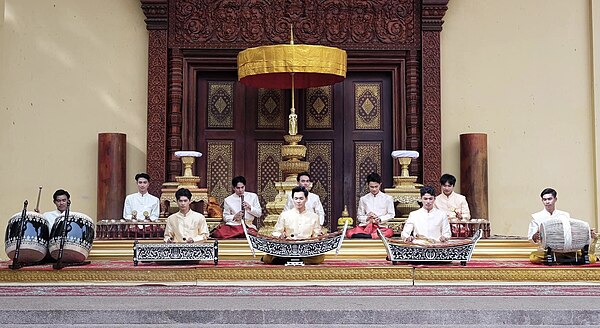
[434,173,470,221]
[164,188,209,243]
[123,173,160,221]
[283,172,325,225]
[346,172,395,239]
[263,186,324,264]
[402,186,451,243]
[528,188,597,263]
[43,189,70,230]
[211,176,261,239]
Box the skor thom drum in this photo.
[49,212,95,262]
[5,211,50,263]
[540,217,590,253]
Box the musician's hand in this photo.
[186,238,194,243]
[591,229,597,239]
[532,231,540,243]
[367,212,377,220]
[166,237,174,244]
[455,210,462,219]
[374,217,381,225]
[242,201,250,211]
[233,211,244,222]
[439,236,448,243]
[404,236,414,243]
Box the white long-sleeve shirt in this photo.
[163,210,209,243]
[43,209,64,230]
[283,192,325,225]
[222,192,262,229]
[528,209,570,243]
[434,191,471,220]
[356,192,395,226]
[123,192,160,221]
[272,208,322,239]
[401,207,451,242]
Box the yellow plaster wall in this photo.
[0,0,148,258]
[441,0,598,236]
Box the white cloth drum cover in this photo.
[540,217,590,253]
[49,212,95,262]
[4,211,49,263]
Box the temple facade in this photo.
[1,0,599,259]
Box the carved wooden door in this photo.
[194,70,394,230]
[299,71,393,230]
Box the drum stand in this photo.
[52,202,91,270]
[544,245,590,265]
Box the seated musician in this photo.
[263,186,324,265]
[401,186,451,243]
[164,188,209,243]
[123,173,160,221]
[528,188,597,263]
[346,172,395,239]
[211,176,261,239]
[43,189,70,230]
[434,173,471,221]
[282,172,325,226]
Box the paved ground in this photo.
[0,295,598,326]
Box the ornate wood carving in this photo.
[142,1,168,196]
[421,0,448,188]
[167,48,184,182]
[141,0,168,30]
[168,0,420,50]
[140,0,449,208]
[406,50,421,178]
[144,29,168,196]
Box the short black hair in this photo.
[440,174,456,186]
[420,186,436,197]
[296,171,310,182]
[232,176,246,187]
[175,188,192,201]
[135,173,151,182]
[52,189,70,201]
[540,188,557,198]
[366,172,381,184]
[292,186,308,197]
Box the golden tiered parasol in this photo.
[237,26,347,136]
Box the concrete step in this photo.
[0,296,597,326]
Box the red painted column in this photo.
[460,133,488,221]
[97,133,126,220]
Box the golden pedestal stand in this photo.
[160,151,210,223]
[383,151,422,234]
[260,134,310,235]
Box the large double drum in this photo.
[540,217,591,253]
[49,212,95,262]
[5,211,50,263]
